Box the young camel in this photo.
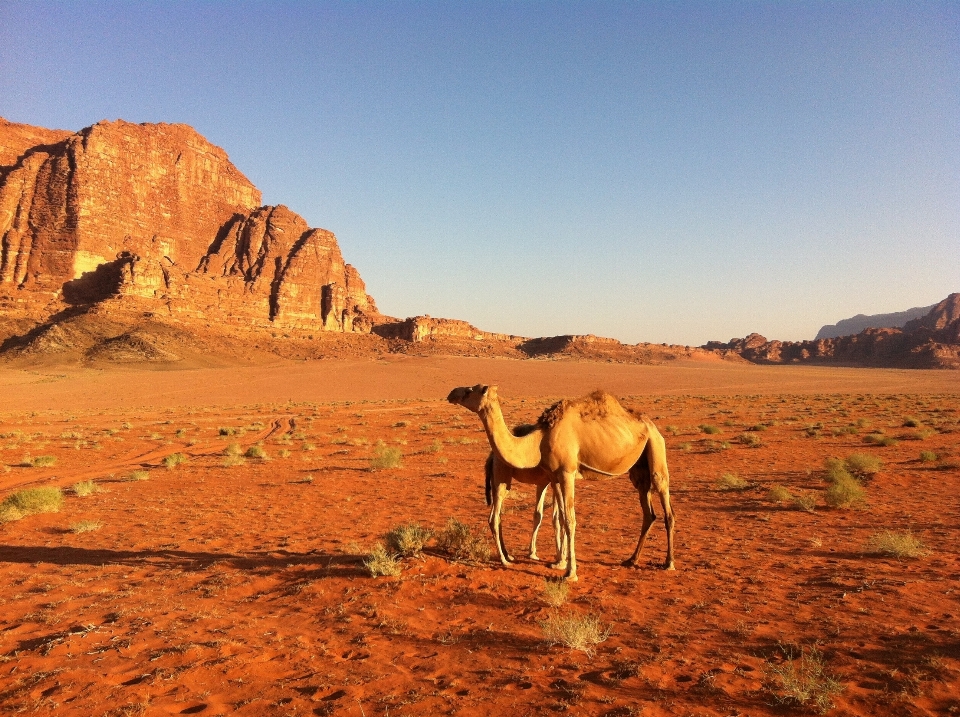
[485,440,568,568]
[447,384,675,581]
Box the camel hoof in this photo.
[529,554,540,561]
[549,561,568,571]
[621,558,638,568]
[564,574,578,582]
[663,562,676,571]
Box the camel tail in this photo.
[484,453,494,506]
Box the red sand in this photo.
[1,359,958,716]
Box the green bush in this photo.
[245,444,269,460]
[738,432,762,447]
[768,485,794,503]
[919,450,938,463]
[824,473,866,509]
[843,453,882,479]
[385,523,432,557]
[864,433,898,447]
[700,424,721,435]
[364,543,402,577]
[163,452,188,470]
[0,486,64,522]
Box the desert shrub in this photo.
[128,469,150,481]
[218,427,237,436]
[436,518,491,563]
[700,424,721,435]
[392,421,409,428]
[864,433,898,447]
[425,439,443,454]
[540,612,609,656]
[717,473,749,491]
[224,442,243,457]
[865,530,927,559]
[664,425,680,435]
[793,492,817,512]
[748,423,767,432]
[903,417,921,428]
[73,480,97,497]
[163,452,188,470]
[222,454,246,467]
[70,520,102,533]
[766,645,843,714]
[364,543,402,577]
[22,455,57,468]
[768,485,794,503]
[370,441,402,471]
[245,444,269,460]
[824,473,866,509]
[738,432,762,447]
[0,486,64,522]
[385,523,432,558]
[542,579,569,607]
[919,450,938,463]
[843,453,882,479]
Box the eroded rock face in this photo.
[0,118,379,332]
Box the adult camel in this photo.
[448,384,675,581]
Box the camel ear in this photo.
[488,385,499,399]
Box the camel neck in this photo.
[479,400,542,469]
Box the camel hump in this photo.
[538,390,624,427]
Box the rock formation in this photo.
[815,303,936,340]
[0,118,379,333]
[706,294,960,369]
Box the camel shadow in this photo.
[0,544,367,576]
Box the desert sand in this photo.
[1,358,958,716]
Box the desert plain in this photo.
[1,357,958,716]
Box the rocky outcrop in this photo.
[706,294,960,369]
[373,316,517,343]
[815,303,936,340]
[0,118,379,333]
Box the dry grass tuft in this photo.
[865,530,927,559]
[843,453,882,479]
[128,469,150,481]
[540,612,609,656]
[793,492,817,512]
[0,486,64,523]
[163,453,188,470]
[370,441,403,470]
[72,480,98,497]
[768,484,794,503]
[245,444,269,460]
[436,518,491,563]
[70,520,103,533]
[385,523,432,558]
[364,543,402,577]
[542,578,569,607]
[766,645,843,714]
[21,455,57,468]
[717,473,749,491]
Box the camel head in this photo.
[447,384,499,413]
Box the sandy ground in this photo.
[1,358,958,716]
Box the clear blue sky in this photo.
[1,2,957,345]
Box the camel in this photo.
[447,384,675,581]
[484,432,568,567]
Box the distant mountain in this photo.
[815,304,936,339]
[705,293,960,369]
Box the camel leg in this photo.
[624,462,657,568]
[548,482,568,570]
[555,470,578,581]
[529,483,549,560]
[657,476,676,571]
[489,481,514,566]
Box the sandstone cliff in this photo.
[0,118,379,336]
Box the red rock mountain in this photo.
[0,118,379,332]
[0,117,956,368]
